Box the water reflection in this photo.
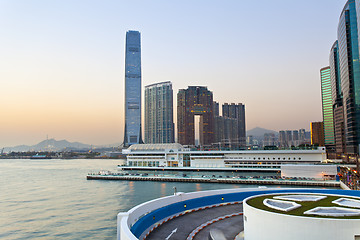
[0,159,334,240]
[128,181,134,192]
[161,183,166,196]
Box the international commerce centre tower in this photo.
[123,30,143,146]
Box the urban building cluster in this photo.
[245,130,312,150]
[116,4,360,240]
[123,31,246,149]
[319,0,360,160]
[278,129,307,148]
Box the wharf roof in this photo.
[128,143,184,152]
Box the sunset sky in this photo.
[0,0,347,147]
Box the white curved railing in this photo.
[117,187,358,240]
[117,187,280,240]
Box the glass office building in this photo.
[320,66,335,148]
[330,41,346,154]
[124,31,143,146]
[338,0,360,154]
[144,81,174,144]
[356,0,360,48]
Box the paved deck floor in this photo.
[144,203,243,240]
[194,214,244,240]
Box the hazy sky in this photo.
[0,0,347,147]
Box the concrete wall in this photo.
[243,198,360,240]
[191,159,226,168]
[281,164,337,179]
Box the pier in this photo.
[120,166,278,172]
[86,174,340,188]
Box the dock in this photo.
[86,174,340,187]
[119,166,278,172]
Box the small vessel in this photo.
[30,154,51,159]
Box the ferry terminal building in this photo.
[122,144,327,172]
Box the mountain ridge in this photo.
[5,139,120,152]
[246,127,278,137]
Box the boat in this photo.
[30,154,51,159]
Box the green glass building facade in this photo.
[320,66,335,147]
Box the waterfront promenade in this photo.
[87,172,340,188]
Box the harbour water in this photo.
[0,159,328,239]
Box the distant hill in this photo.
[6,139,92,152]
[246,127,278,138]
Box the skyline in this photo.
[0,0,347,147]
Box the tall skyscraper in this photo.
[320,66,335,150]
[222,103,246,147]
[292,130,299,146]
[279,130,286,148]
[299,128,306,144]
[214,116,239,147]
[123,30,143,147]
[214,115,224,145]
[338,0,360,154]
[311,122,325,146]
[177,86,214,146]
[285,130,293,147]
[330,41,346,154]
[356,0,360,47]
[144,81,174,144]
[213,101,220,117]
[263,133,276,147]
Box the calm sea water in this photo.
[0,159,308,239]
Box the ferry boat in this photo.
[30,154,51,159]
